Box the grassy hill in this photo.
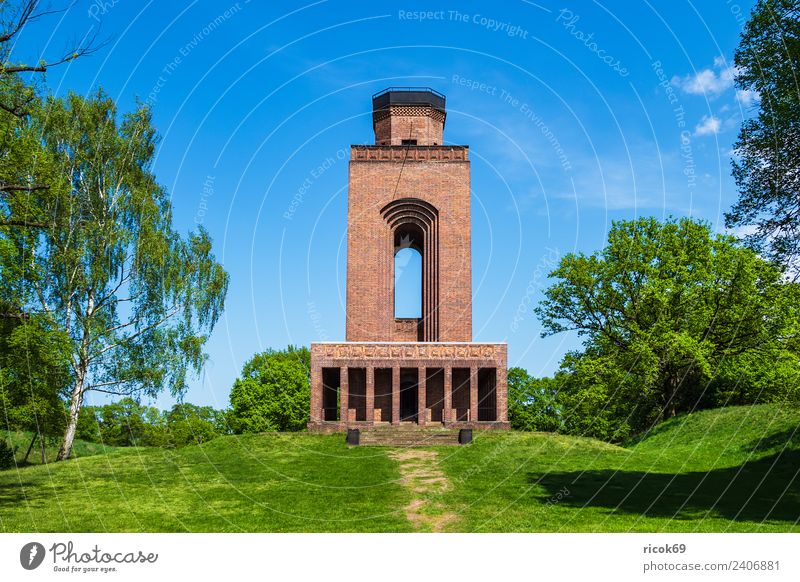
[1,404,797,532]
[3,431,119,466]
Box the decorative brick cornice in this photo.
[372,105,446,124]
[311,342,506,360]
[350,145,468,161]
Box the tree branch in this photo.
[0,219,49,228]
[91,306,180,360]
[0,180,50,192]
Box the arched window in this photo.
[381,198,439,340]
[394,246,422,318]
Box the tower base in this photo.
[308,342,509,431]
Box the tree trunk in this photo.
[40,434,46,464]
[58,291,93,462]
[23,432,37,463]
[57,373,85,461]
[662,374,678,420]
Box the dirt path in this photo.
[389,449,457,532]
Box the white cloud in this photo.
[736,89,760,107]
[694,115,722,136]
[673,65,736,96]
[725,224,759,239]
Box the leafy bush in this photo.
[508,367,562,432]
[163,403,228,447]
[75,399,228,448]
[0,439,16,470]
[228,346,310,433]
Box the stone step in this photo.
[358,430,462,447]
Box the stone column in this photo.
[443,365,452,425]
[392,366,400,425]
[366,365,375,424]
[497,365,508,423]
[310,366,323,423]
[339,367,349,425]
[469,365,478,423]
[417,367,427,426]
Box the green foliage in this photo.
[7,90,231,460]
[162,403,228,447]
[507,367,561,431]
[81,398,160,447]
[0,313,71,438]
[76,399,228,448]
[228,346,310,433]
[0,438,15,469]
[0,12,71,448]
[726,0,800,273]
[536,217,800,440]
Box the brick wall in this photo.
[345,147,472,342]
[373,105,445,145]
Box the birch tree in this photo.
[32,91,228,460]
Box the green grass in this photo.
[1,404,798,532]
[433,404,800,532]
[0,433,411,532]
[3,431,118,466]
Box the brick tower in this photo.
[308,88,509,431]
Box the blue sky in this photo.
[14,0,757,409]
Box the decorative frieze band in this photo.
[313,342,503,360]
[351,145,468,161]
[372,105,445,123]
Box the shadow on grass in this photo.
[0,481,34,504]
[528,449,800,524]
[744,429,799,454]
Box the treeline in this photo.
[509,217,800,442]
[76,399,230,448]
[1,344,311,468]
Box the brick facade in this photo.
[346,146,472,342]
[308,88,509,431]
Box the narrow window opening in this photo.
[394,247,422,318]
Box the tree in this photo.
[75,399,227,448]
[507,367,561,432]
[0,312,71,462]
[88,398,158,447]
[536,217,800,440]
[1,0,99,227]
[726,0,800,275]
[0,2,103,455]
[228,346,310,433]
[21,91,229,460]
[163,403,225,447]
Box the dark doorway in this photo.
[374,368,392,423]
[348,368,366,422]
[399,368,419,422]
[426,368,444,423]
[452,368,470,421]
[478,368,497,421]
[321,368,340,421]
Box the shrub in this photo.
[0,439,16,470]
[229,346,310,432]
